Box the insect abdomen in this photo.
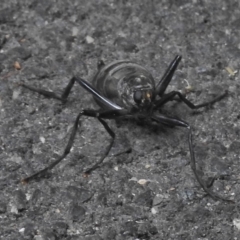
[92,60,155,108]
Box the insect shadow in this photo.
[20,55,233,203]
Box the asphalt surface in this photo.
[1,1,240,239]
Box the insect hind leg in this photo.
[20,76,82,103]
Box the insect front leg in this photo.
[155,55,182,96]
[151,114,233,203]
[153,90,228,110]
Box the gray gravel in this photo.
[1,0,240,239]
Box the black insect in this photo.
[20,55,232,202]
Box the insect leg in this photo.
[21,110,82,183]
[84,109,132,174]
[151,114,233,203]
[154,90,228,110]
[21,109,128,183]
[20,76,77,102]
[21,77,123,110]
[155,55,182,96]
[83,118,115,175]
[20,83,64,101]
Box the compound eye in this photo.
[133,91,142,104]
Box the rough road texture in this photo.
[1,1,240,239]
